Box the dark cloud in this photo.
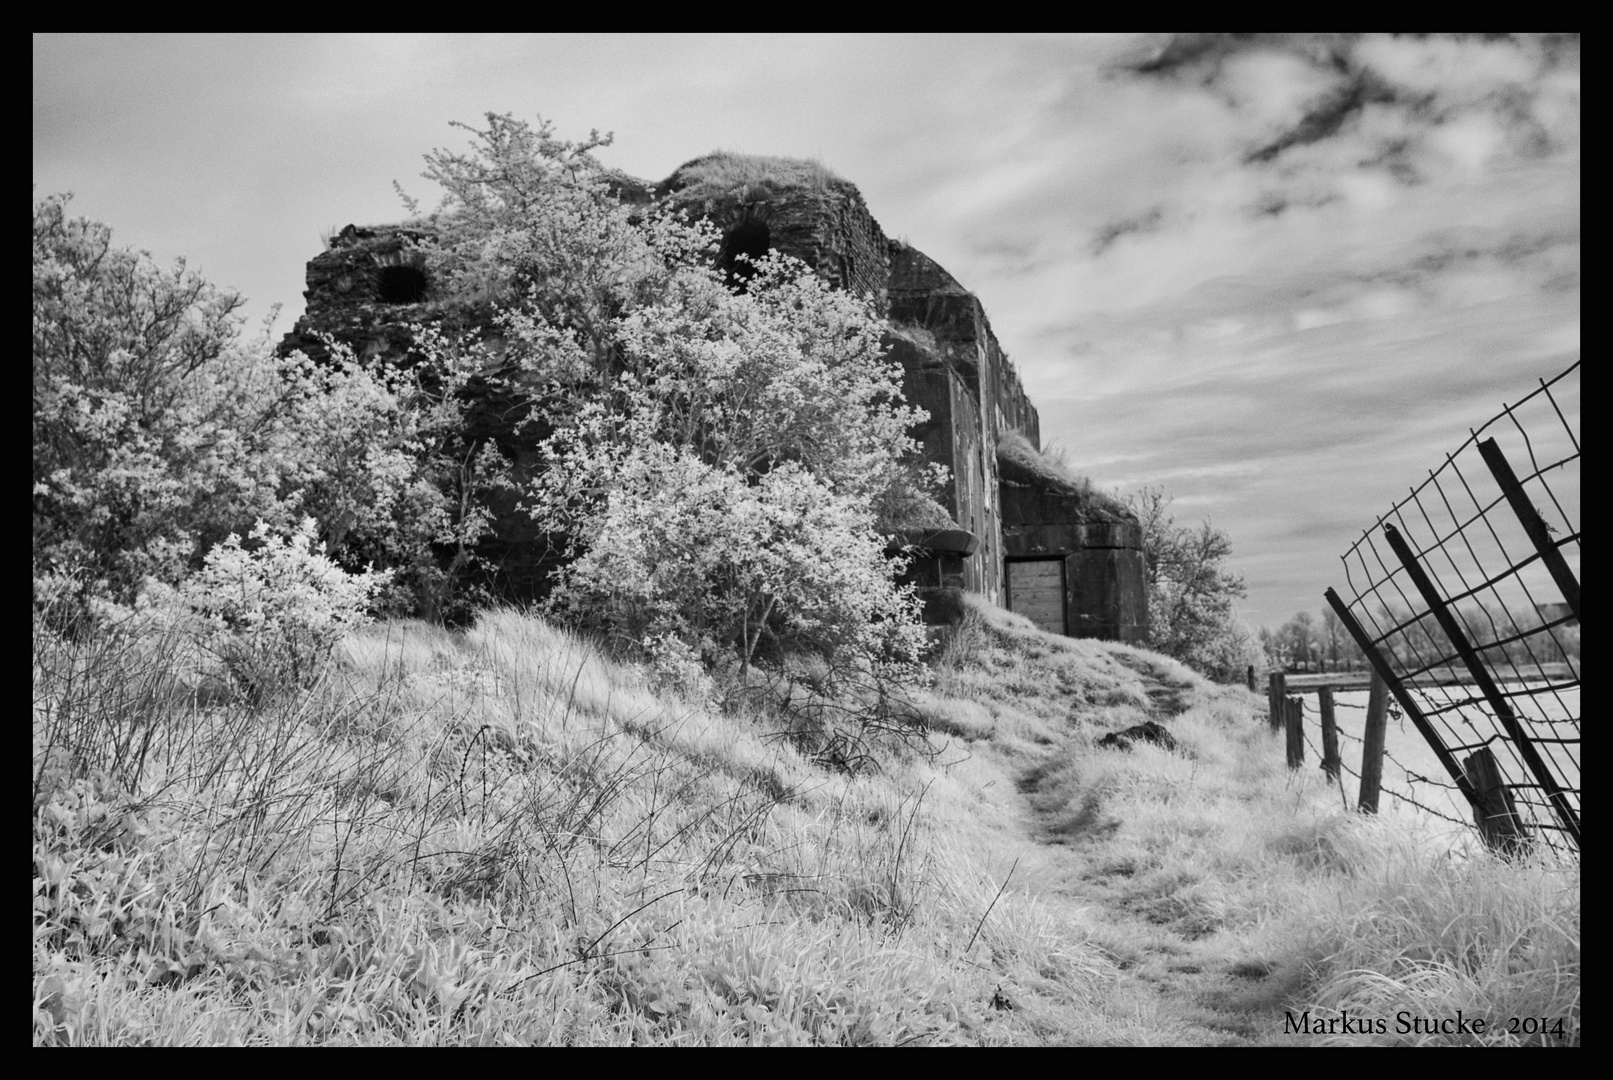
[1130,33,1246,76]
[1357,137,1421,184]
[1127,33,1355,81]
[1282,516,1373,544]
[1244,70,1404,164]
[1090,207,1165,256]
[1118,31,1576,230]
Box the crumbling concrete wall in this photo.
[886,240,1053,604]
[278,225,441,365]
[887,242,1038,443]
[658,160,892,307]
[886,329,998,601]
[278,224,570,602]
[997,442,1148,643]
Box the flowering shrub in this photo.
[143,518,390,698]
[521,258,932,681]
[272,341,515,624]
[415,114,939,685]
[546,446,925,678]
[32,193,298,614]
[642,630,713,701]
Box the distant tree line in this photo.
[1259,600,1578,675]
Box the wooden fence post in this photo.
[1285,696,1304,769]
[1268,672,1286,732]
[1318,687,1340,784]
[1463,748,1530,857]
[1326,586,1487,819]
[1247,665,1256,692]
[1478,437,1580,622]
[1358,669,1388,813]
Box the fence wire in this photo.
[1329,361,1580,862]
[1294,695,1481,832]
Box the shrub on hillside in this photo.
[1129,486,1263,683]
[33,192,288,617]
[138,518,391,699]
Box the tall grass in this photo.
[33,597,1576,1045]
[33,606,1105,1045]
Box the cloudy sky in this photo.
[33,33,1579,626]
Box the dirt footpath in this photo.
[995,669,1311,1046]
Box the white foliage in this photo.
[415,114,938,678]
[140,518,391,696]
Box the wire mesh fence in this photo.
[1322,361,1580,862]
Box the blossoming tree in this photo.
[410,114,933,678]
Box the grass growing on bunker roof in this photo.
[996,432,1134,523]
[660,151,845,203]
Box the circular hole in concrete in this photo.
[376,264,428,304]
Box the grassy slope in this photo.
[33,601,1578,1045]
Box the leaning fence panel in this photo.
[1326,361,1579,862]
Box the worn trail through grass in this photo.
[1008,667,1296,1045]
[923,598,1576,1046]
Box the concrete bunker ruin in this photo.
[279,153,1147,642]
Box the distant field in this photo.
[1282,662,1576,692]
